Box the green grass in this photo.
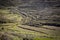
[34,38,54,40]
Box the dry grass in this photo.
[0,9,60,40]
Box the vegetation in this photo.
[0,0,60,40]
[0,8,60,40]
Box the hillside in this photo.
[0,8,60,40]
[0,0,60,40]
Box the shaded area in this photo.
[42,23,60,27]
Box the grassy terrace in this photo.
[0,9,60,40]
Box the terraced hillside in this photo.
[0,8,60,40]
[0,0,60,40]
[12,7,60,27]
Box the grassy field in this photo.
[0,9,60,40]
